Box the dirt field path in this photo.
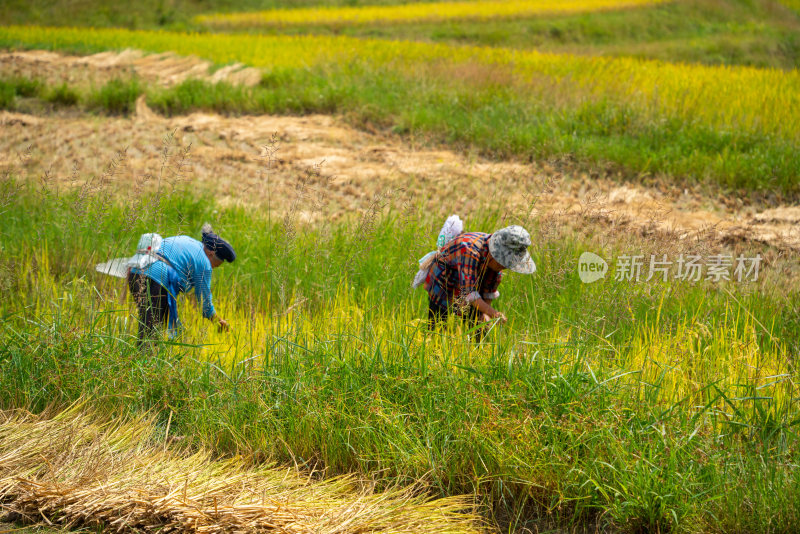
[2,50,799,257]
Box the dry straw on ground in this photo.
[0,405,482,533]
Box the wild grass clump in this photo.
[148,78,249,115]
[87,77,142,114]
[42,82,79,106]
[0,76,42,109]
[0,80,14,109]
[0,75,146,115]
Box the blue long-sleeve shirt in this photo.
[131,236,216,319]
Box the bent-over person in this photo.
[127,224,235,345]
[423,225,535,338]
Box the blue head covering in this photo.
[201,224,236,263]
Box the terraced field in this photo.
[2,1,800,532]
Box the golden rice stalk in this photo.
[195,0,668,29]
[0,403,483,533]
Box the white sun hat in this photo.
[488,225,536,274]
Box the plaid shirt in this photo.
[425,232,502,310]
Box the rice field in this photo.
[2,1,800,531]
[2,165,799,531]
[194,0,669,29]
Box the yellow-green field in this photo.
[2,0,800,532]
[195,0,669,28]
[781,0,800,11]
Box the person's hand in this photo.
[217,318,230,332]
[493,312,507,324]
[481,312,493,323]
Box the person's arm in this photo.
[458,249,505,323]
[210,314,229,331]
[476,271,504,322]
[193,265,228,331]
[470,297,506,323]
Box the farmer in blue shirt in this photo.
[127,224,235,344]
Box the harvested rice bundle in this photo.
[0,405,482,533]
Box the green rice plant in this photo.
[1,26,797,142]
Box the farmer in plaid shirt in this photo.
[424,225,535,333]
